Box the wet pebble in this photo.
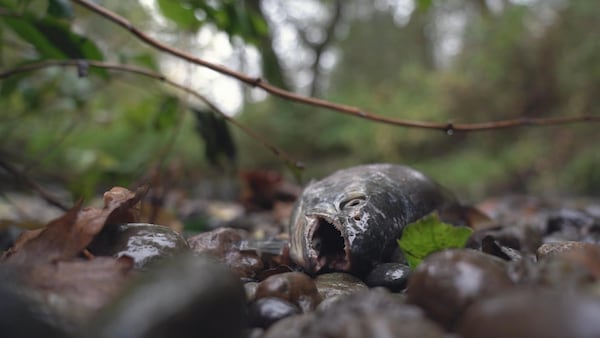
[459,287,600,338]
[187,227,263,278]
[467,225,541,255]
[248,297,301,329]
[187,227,246,256]
[89,223,189,270]
[535,244,600,288]
[365,262,411,292]
[314,272,367,300]
[88,254,246,338]
[306,289,444,338]
[255,272,321,312]
[537,241,600,260]
[406,249,514,330]
[263,313,317,338]
[546,209,595,235]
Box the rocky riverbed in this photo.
[1,186,600,338]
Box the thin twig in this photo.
[71,0,600,132]
[0,59,303,169]
[0,156,70,211]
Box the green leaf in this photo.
[47,0,74,19]
[34,18,103,59]
[4,16,65,58]
[397,213,473,269]
[3,15,104,62]
[157,0,200,31]
[192,107,236,169]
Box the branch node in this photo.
[76,59,89,78]
[444,122,455,135]
[250,77,262,87]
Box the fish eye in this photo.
[340,197,366,210]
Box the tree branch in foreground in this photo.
[71,0,600,132]
[0,60,303,170]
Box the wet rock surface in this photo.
[187,227,264,278]
[255,272,322,312]
[314,272,368,299]
[282,289,445,338]
[406,249,514,330]
[0,275,68,338]
[87,254,246,338]
[536,241,600,260]
[459,288,600,338]
[248,297,301,329]
[89,223,189,270]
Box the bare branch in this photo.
[0,60,303,170]
[70,0,599,132]
[0,156,70,211]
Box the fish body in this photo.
[289,164,459,275]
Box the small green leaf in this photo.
[397,213,473,269]
[192,107,236,169]
[4,16,65,58]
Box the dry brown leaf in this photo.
[2,186,145,266]
[1,202,82,265]
[0,187,145,328]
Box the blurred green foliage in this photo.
[0,0,598,202]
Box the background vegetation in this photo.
[1,0,598,203]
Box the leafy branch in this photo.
[0,59,302,171]
[72,0,599,132]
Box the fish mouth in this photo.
[306,216,351,273]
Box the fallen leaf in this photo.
[1,202,82,265]
[1,186,145,266]
[398,213,473,269]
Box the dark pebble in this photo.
[255,272,321,312]
[365,262,411,292]
[248,297,302,329]
[546,209,595,235]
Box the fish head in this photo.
[289,168,407,275]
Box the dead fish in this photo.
[289,164,466,275]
